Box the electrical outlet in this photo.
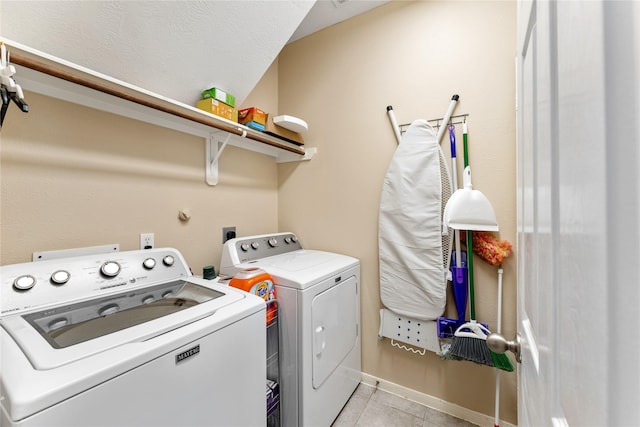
[222,226,236,243]
[140,233,154,249]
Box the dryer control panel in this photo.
[221,232,303,266]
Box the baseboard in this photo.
[360,372,517,427]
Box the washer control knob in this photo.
[163,255,175,267]
[99,303,119,316]
[13,274,36,291]
[162,291,174,299]
[251,242,260,250]
[291,236,298,243]
[268,238,278,247]
[101,261,121,278]
[51,270,71,285]
[240,243,250,252]
[284,237,292,244]
[143,258,156,270]
[142,295,156,305]
[48,317,69,331]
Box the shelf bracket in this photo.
[206,131,245,186]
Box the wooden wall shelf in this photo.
[2,39,315,186]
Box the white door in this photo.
[516,0,640,425]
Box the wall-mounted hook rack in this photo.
[400,113,469,134]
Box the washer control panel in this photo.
[223,232,303,264]
[0,248,190,316]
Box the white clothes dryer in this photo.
[220,233,361,427]
[1,248,266,427]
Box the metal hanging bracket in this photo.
[1,42,29,128]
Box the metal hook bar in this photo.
[398,113,469,134]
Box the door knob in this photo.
[487,333,521,363]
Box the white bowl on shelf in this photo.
[273,115,308,133]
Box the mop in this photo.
[437,124,468,338]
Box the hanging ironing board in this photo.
[378,119,452,321]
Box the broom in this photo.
[447,230,495,366]
[448,121,512,371]
[448,120,494,365]
[444,238,513,370]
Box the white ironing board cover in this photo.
[379,119,449,320]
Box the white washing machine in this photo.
[220,232,361,427]
[1,247,266,427]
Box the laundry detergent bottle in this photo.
[229,268,276,324]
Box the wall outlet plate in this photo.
[222,227,236,243]
[140,233,154,249]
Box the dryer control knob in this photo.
[240,243,250,252]
[268,238,278,247]
[251,242,260,250]
[101,261,121,278]
[51,270,71,285]
[291,236,298,243]
[163,255,175,267]
[143,258,156,270]
[13,274,36,291]
[284,237,292,244]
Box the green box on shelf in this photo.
[201,87,236,108]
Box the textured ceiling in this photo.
[0,0,315,105]
[1,1,389,106]
[290,0,389,43]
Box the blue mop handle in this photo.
[449,124,457,158]
[449,124,463,271]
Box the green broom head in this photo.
[448,320,495,367]
[490,350,514,372]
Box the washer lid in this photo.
[1,279,246,370]
[24,280,223,349]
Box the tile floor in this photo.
[331,384,479,427]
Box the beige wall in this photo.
[1,1,518,423]
[278,0,517,423]
[0,87,279,270]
